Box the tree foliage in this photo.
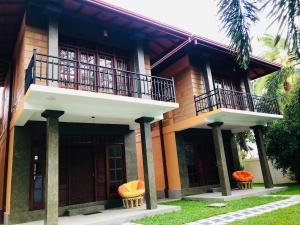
[217,0,258,69]
[217,0,300,70]
[265,79,300,183]
[253,35,300,110]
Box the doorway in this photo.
[69,145,95,204]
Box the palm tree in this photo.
[253,34,300,109]
[217,0,300,70]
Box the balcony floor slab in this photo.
[14,85,178,129]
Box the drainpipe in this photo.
[159,120,169,198]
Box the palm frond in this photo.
[262,0,300,60]
[217,0,259,69]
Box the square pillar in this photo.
[44,3,61,86]
[124,130,138,181]
[252,126,273,188]
[208,122,231,196]
[135,117,157,209]
[230,133,241,171]
[41,110,64,225]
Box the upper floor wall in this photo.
[1,1,190,130]
[157,51,281,132]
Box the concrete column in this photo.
[124,130,138,181]
[41,110,64,225]
[252,126,273,188]
[133,37,146,75]
[208,122,231,196]
[242,70,255,111]
[202,60,214,92]
[135,117,157,209]
[132,36,149,99]
[202,60,214,111]
[230,133,241,171]
[48,17,59,86]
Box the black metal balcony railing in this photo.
[194,88,281,115]
[25,50,176,102]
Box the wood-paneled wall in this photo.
[158,55,206,126]
[12,20,48,114]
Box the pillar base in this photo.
[168,189,182,199]
[4,212,10,225]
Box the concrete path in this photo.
[184,187,287,201]
[16,205,180,225]
[184,195,300,225]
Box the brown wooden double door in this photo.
[30,138,126,210]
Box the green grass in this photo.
[136,196,285,225]
[272,183,300,195]
[254,183,300,195]
[230,203,300,225]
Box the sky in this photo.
[103,0,279,56]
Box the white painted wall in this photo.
[243,158,294,184]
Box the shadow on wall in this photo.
[243,158,294,184]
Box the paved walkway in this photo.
[183,187,287,201]
[184,195,300,225]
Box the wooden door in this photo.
[214,78,239,109]
[69,146,95,204]
[106,144,126,199]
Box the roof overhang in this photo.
[0,0,26,85]
[152,35,282,79]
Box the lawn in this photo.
[254,183,300,195]
[136,196,285,225]
[230,203,300,225]
[272,183,300,195]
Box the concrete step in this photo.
[66,204,104,216]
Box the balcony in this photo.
[25,51,176,102]
[193,88,282,132]
[15,51,178,128]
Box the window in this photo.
[58,44,130,96]
[116,58,130,95]
[106,144,125,198]
[98,55,114,94]
[59,48,76,88]
[79,51,96,91]
[185,144,200,187]
[30,144,45,210]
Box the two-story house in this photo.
[0,0,191,224]
[144,35,282,199]
[0,1,283,225]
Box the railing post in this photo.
[194,95,198,116]
[32,49,37,84]
[115,69,118,95]
[171,77,176,102]
[216,87,222,109]
[247,93,255,112]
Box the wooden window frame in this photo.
[105,143,126,199]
